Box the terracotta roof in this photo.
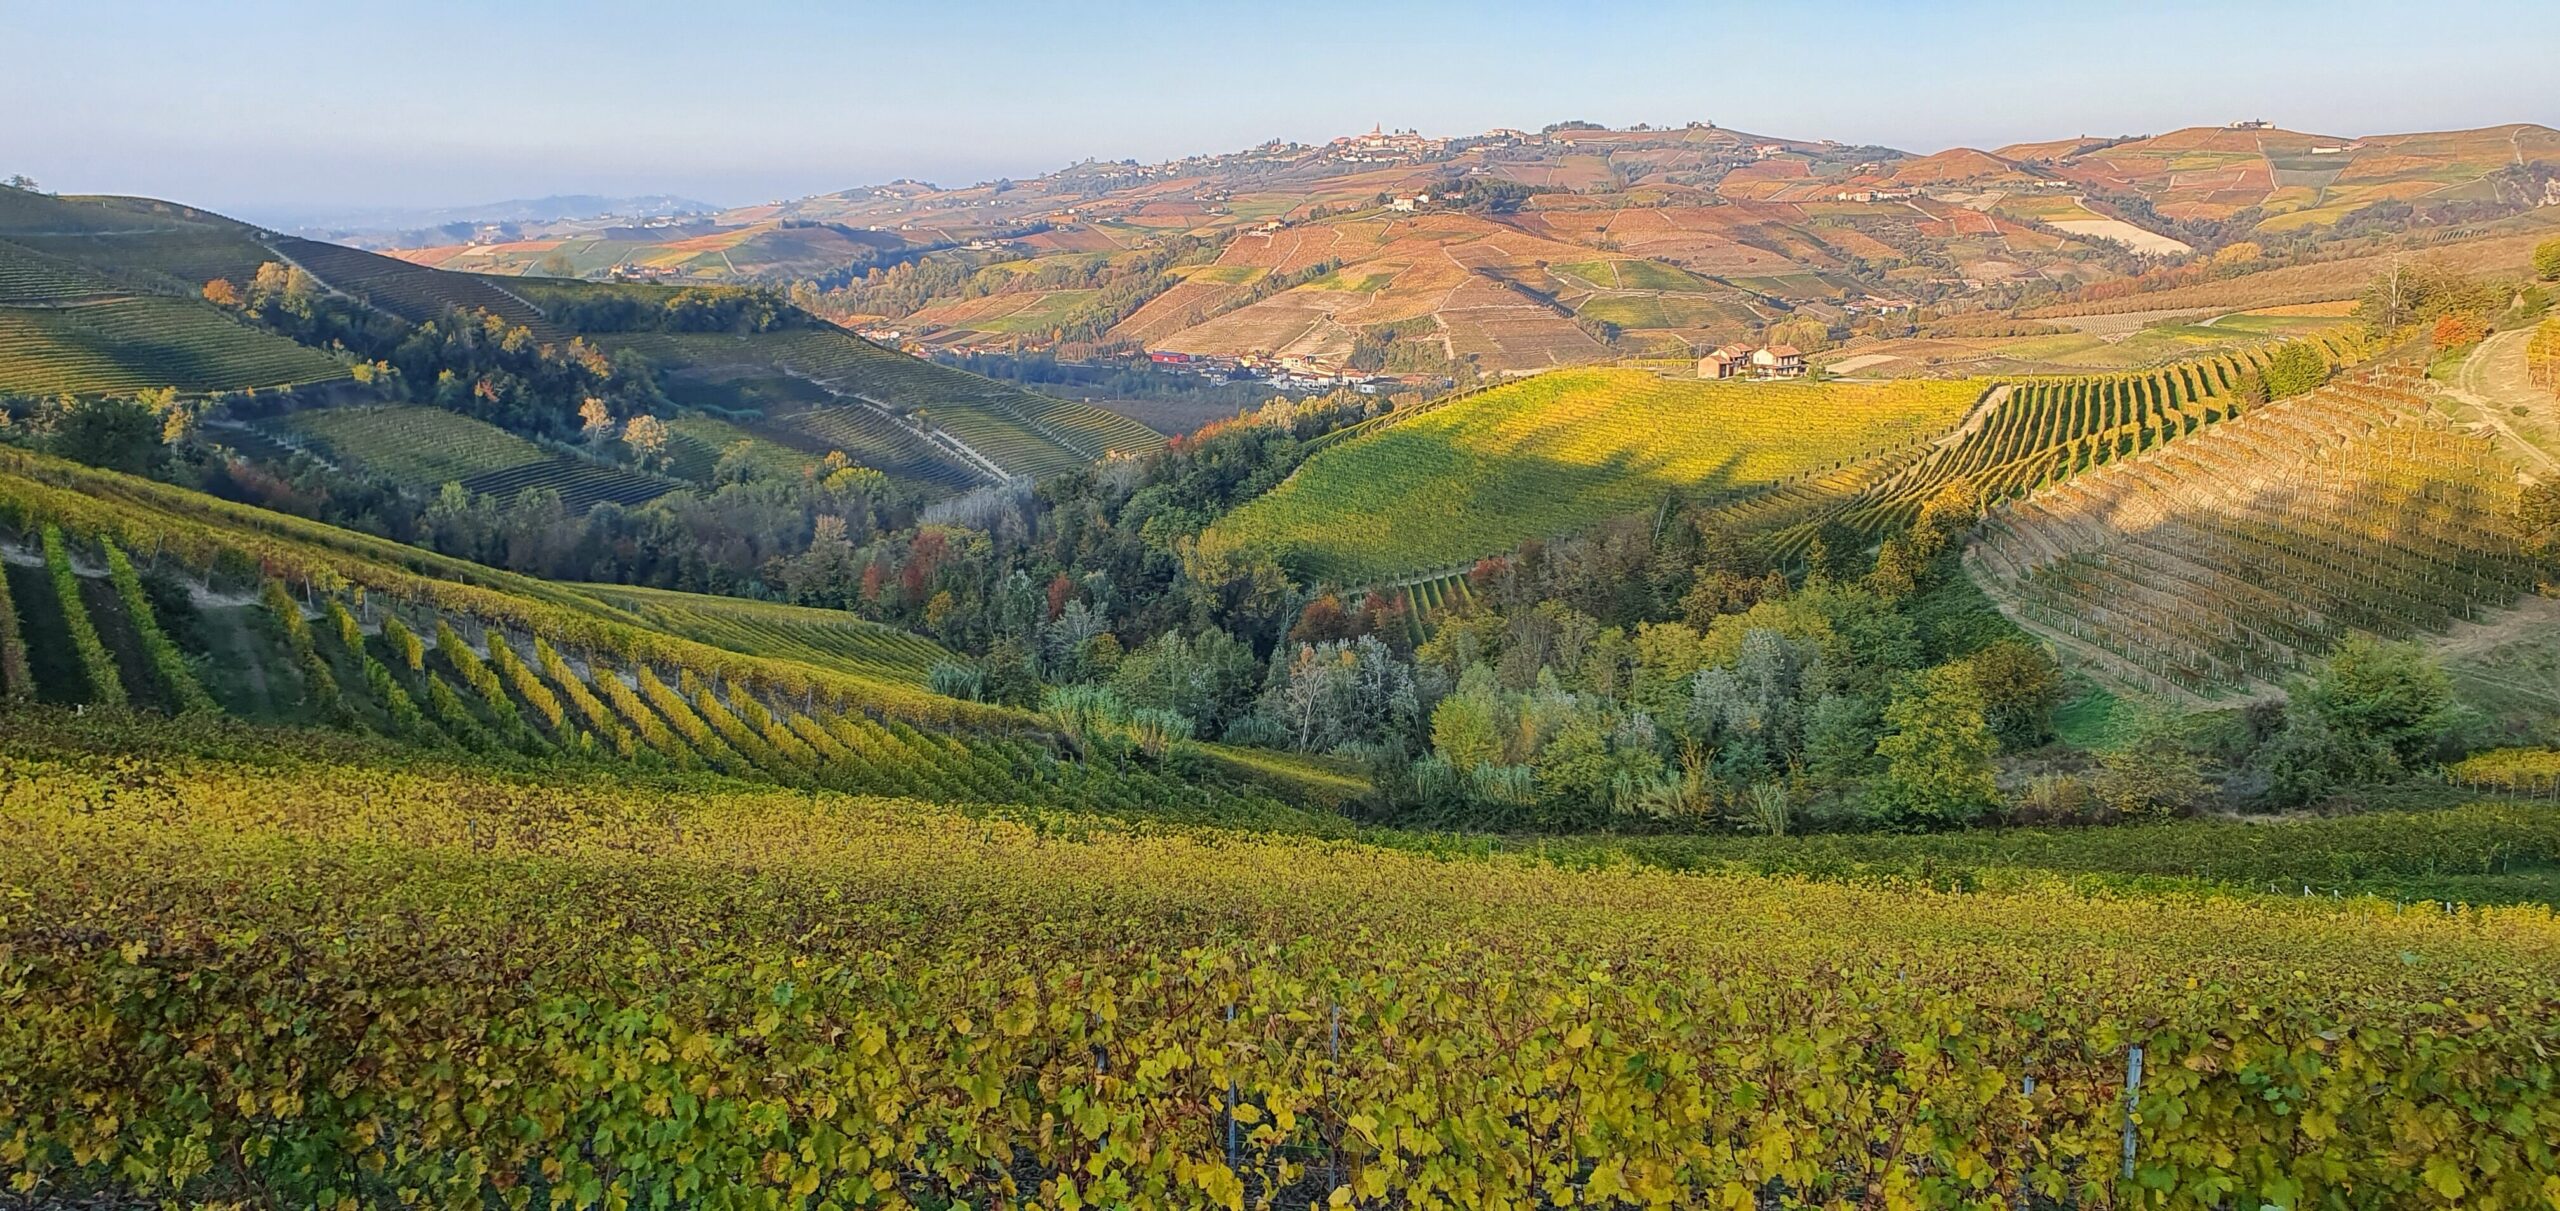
[1765,345,1803,358]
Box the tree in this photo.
[578,397,615,445]
[201,278,241,308]
[2432,311,2490,353]
[1430,665,1508,771]
[1959,638,2063,752]
[2089,709,2208,817]
[620,414,670,470]
[45,396,166,477]
[1110,628,1261,735]
[1868,666,1999,829]
[2211,241,2262,268]
[2536,238,2560,282]
[2260,341,2329,399]
[2300,637,2451,771]
[1765,317,1830,354]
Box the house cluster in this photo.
[1326,125,1451,164]
[1387,192,1434,213]
[1698,343,1808,380]
[1830,187,1917,203]
[1145,350,1415,393]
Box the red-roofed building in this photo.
[1749,345,1808,378]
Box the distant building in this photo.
[1750,345,1808,378]
[1701,342,1769,380]
[2227,119,2273,130]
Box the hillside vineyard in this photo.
[8,98,2560,1211]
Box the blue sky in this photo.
[7,0,2555,221]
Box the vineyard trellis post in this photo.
[2121,1044,2145,1180]
[1224,1001,1240,1173]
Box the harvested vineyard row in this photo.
[603,328,1162,481]
[6,732,2559,1209]
[751,402,986,490]
[1968,375,2538,696]
[1390,570,1475,645]
[1206,369,1984,585]
[571,581,949,687]
[278,404,547,483]
[0,296,350,397]
[272,404,679,511]
[456,455,678,512]
[0,456,1339,817]
[270,236,555,334]
[0,445,1000,724]
[1757,335,2368,564]
[2450,747,2560,795]
[0,239,122,304]
[659,413,820,483]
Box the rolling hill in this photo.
[0,440,1349,812]
[1969,368,2538,697]
[357,120,2560,378]
[1201,370,1984,585]
[0,188,1165,492]
[0,195,350,397]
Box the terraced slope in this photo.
[659,414,821,483]
[0,444,1356,815]
[0,443,964,721]
[1968,374,2538,696]
[600,328,1163,481]
[1205,369,1983,585]
[746,403,984,491]
[267,236,556,334]
[0,191,274,295]
[1832,334,2363,528]
[0,239,123,304]
[275,405,678,511]
[570,582,950,687]
[0,296,349,397]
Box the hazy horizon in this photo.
[10,0,2556,224]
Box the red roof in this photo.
[1765,345,1803,358]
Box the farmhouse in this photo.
[1699,343,1806,380]
[1750,345,1808,378]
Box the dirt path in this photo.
[2443,328,2560,475]
[2431,593,2560,663]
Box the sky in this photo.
[7,0,2556,224]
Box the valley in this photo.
[7,88,2560,1209]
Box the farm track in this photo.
[2444,327,2559,474]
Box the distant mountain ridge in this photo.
[277,194,719,244]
